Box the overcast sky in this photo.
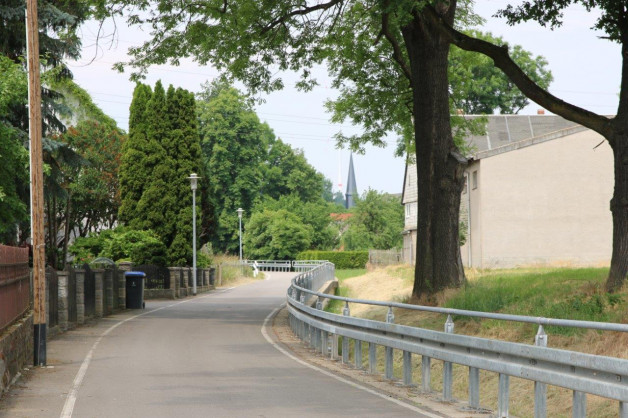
[69,1,620,196]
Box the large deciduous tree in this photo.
[425,1,628,291]
[95,0,550,297]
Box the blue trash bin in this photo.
[125,271,145,309]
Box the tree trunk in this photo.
[402,6,466,298]
[606,128,628,291]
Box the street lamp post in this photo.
[188,173,200,296]
[237,208,243,262]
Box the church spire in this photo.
[345,154,358,209]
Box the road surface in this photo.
[0,272,432,417]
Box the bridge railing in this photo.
[287,270,628,418]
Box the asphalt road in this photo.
[0,272,430,417]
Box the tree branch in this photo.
[423,5,613,139]
[260,0,344,35]
[381,2,412,82]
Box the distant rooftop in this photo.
[464,114,579,153]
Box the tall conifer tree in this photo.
[119,83,152,224]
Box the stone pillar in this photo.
[94,269,104,319]
[179,267,188,297]
[118,262,132,310]
[169,267,180,299]
[76,269,85,325]
[57,270,69,331]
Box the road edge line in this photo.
[260,304,442,417]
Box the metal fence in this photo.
[83,264,95,318]
[133,264,170,289]
[287,264,628,418]
[0,245,30,331]
[368,249,403,266]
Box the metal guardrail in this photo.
[287,264,628,418]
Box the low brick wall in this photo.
[144,288,176,300]
[0,313,32,396]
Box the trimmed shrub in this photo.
[297,250,369,269]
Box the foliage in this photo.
[118,83,152,225]
[197,81,332,254]
[197,81,268,253]
[0,55,29,243]
[341,190,403,251]
[261,139,326,203]
[91,0,549,296]
[62,121,125,235]
[298,250,369,269]
[244,209,312,260]
[70,227,167,266]
[119,82,202,266]
[255,194,339,251]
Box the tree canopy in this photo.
[119,81,202,266]
[92,0,556,297]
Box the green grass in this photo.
[325,269,367,313]
[444,267,626,335]
[335,269,367,281]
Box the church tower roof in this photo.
[345,154,358,209]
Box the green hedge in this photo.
[297,251,369,269]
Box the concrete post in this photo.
[57,271,68,331]
[169,267,180,299]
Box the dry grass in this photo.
[336,265,628,418]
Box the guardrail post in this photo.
[355,340,362,369]
[469,367,480,409]
[369,342,377,374]
[322,330,328,356]
[498,373,510,417]
[620,401,628,418]
[443,315,454,400]
[534,325,548,418]
[332,334,339,360]
[385,307,394,380]
[573,391,586,418]
[422,356,431,392]
[310,324,316,348]
[403,351,413,386]
[342,302,350,364]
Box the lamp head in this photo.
[188,173,200,191]
[237,207,243,219]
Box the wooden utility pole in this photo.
[26,0,47,366]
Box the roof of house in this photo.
[402,113,592,204]
[464,114,580,154]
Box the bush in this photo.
[70,227,168,266]
[297,250,369,269]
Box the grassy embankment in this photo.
[327,265,628,418]
[213,255,263,287]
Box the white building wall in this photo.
[471,130,613,268]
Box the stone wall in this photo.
[0,314,33,396]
